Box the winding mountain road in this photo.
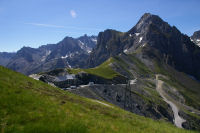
[156,75,186,128]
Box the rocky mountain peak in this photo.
[88,13,200,81]
[97,29,120,46]
[87,29,123,67]
[59,36,74,45]
[128,13,173,36]
[17,46,37,58]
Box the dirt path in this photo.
[91,99,113,108]
[156,75,186,128]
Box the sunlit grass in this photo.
[67,57,120,79]
[0,66,196,133]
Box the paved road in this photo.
[156,75,186,128]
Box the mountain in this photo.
[88,13,200,81]
[35,13,200,130]
[191,30,200,47]
[0,52,16,66]
[5,35,97,75]
[38,53,200,130]
[0,65,193,133]
[87,29,123,67]
[78,34,97,52]
[1,13,200,131]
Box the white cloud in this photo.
[70,10,77,18]
[25,23,65,28]
[25,22,103,31]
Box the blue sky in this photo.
[0,0,200,52]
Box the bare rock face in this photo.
[87,29,123,67]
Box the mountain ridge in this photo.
[87,13,200,80]
[2,35,97,75]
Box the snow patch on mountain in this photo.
[91,38,97,43]
[78,40,85,49]
[123,49,128,53]
[61,54,68,59]
[139,37,143,43]
[190,38,200,47]
[66,61,72,68]
[78,40,92,53]
[141,43,146,47]
[135,33,140,36]
[41,50,51,62]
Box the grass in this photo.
[153,60,200,110]
[128,54,153,76]
[67,57,121,79]
[114,56,134,78]
[0,66,196,133]
[161,77,200,110]
[68,54,153,79]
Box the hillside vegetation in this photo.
[67,57,121,79]
[0,66,196,133]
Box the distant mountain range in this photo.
[0,15,200,79]
[0,35,97,75]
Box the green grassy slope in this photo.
[67,57,121,79]
[0,66,196,133]
[67,54,153,80]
